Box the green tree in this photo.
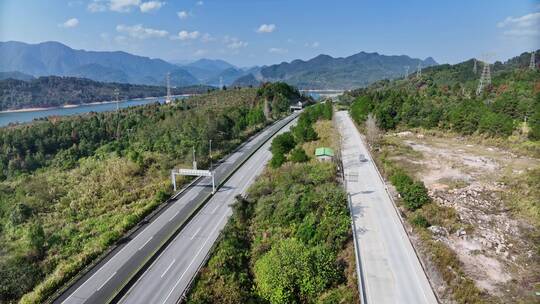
[289,147,309,163]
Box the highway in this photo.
[56,113,297,304]
[336,111,438,304]
[118,115,296,304]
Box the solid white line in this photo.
[190,227,202,240]
[138,236,153,251]
[161,211,229,304]
[168,210,180,222]
[96,272,116,291]
[161,259,176,278]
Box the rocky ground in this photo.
[385,130,539,303]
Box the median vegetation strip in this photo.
[0,83,304,303]
[187,103,359,304]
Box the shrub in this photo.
[390,170,430,211]
[270,153,286,168]
[271,132,296,155]
[289,147,309,163]
[410,213,430,228]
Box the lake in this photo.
[0,96,186,127]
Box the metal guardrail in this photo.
[346,192,369,304]
[334,112,367,304]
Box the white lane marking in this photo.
[168,210,180,222]
[190,227,202,240]
[161,211,229,304]
[96,272,116,291]
[161,259,176,278]
[138,236,153,251]
[211,201,221,213]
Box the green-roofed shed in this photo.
[315,147,334,162]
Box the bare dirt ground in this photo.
[385,130,539,303]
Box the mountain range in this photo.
[0,41,438,90]
[251,53,437,89]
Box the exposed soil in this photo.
[387,131,539,302]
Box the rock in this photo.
[428,225,449,237]
[456,228,467,237]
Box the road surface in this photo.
[119,117,296,304]
[56,114,297,304]
[336,111,438,304]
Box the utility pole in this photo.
[416,62,422,78]
[192,146,197,170]
[209,139,213,171]
[530,50,536,70]
[476,55,492,96]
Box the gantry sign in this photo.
[171,168,215,193]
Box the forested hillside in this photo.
[0,83,303,303]
[0,76,212,111]
[347,50,540,141]
[252,52,437,90]
[188,103,359,303]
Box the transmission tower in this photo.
[476,58,491,95]
[530,51,536,70]
[114,88,120,111]
[404,66,410,79]
[416,62,422,78]
[219,76,224,90]
[165,73,172,104]
[473,58,477,74]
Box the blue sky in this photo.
[1,0,539,67]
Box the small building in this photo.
[315,147,334,162]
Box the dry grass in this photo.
[302,119,338,160]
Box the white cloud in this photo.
[305,41,320,48]
[172,30,201,41]
[194,49,208,56]
[140,1,163,12]
[497,12,540,37]
[196,1,203,5]
[256,24,276,33]
[109,0,141,12]
[224,36,248,49]
[116,24,168,39]
[269,47,288,54]
[115,35,128,44]
[88,1,107,12]
[177,10,189,19]
[60,18,79,28]
[497,12,540,28]
[201,33,215,42]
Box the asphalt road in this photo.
[57,113,297,304]
[336,111,438,304]
[118,117,297,304]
